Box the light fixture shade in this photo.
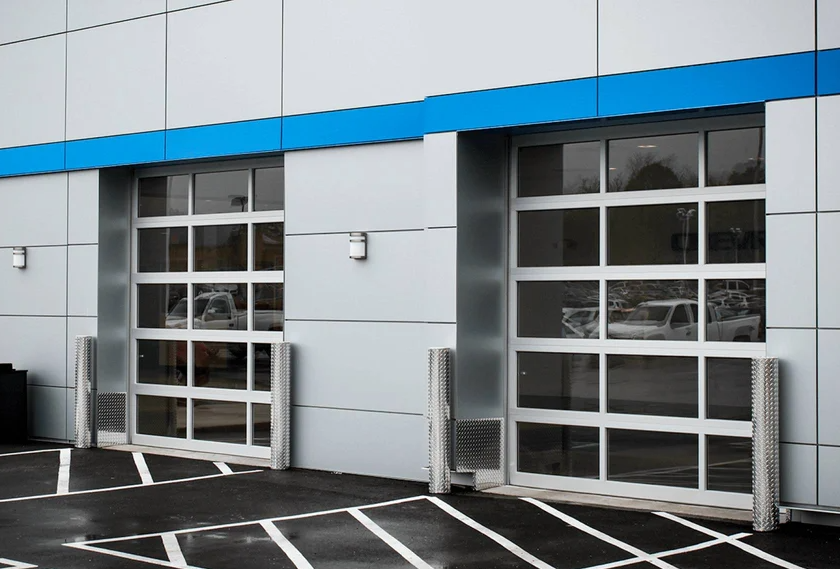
[12,247,25,269]
[349,232,367,260]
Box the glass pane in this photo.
[707,200,765,264]
[608,203,698,265]
[518,281,600,339]
[138,175,189,217]
[607,280,698,341]
[255,167,285,211]
[707,358,752,421]
[608,355,698,418]
[707,436,752,493]
[517,352,599,411]
[194,170,249,214]
[518,423,599,478]
[194,342,247,389]
[194,224,247,271]
[137,340,186,386]
[254,283,284,331]
[193,284,248,331]
[253,403,271,447]
[518,209,599,267]
[706,279,765,342]
[137,395,186,438]
[138,284,187,329]
[254,222,284,271]
[254,344,271,391]
[707,127,765,186]
[608,133,698,191]
[608,429,698,488]
[193,399,246,444]
[137,227,188,272]
[518,142,600,197]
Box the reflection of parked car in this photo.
[608,299,760,342]
[165,291,283,331]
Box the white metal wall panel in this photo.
[284,321,454,415]
[767,98,817,214]
[285,231,427,322]
[67,245,98,317]
[817,330,840,446]
[0,317,67,387]
[0,173,68,247]
[424,0,597,96]
[68,0,166,30]
[0,0,65,45]
[818,0,840,50]
[285,142,424,234]
[598,0,815,75]
[424,132,458,229]
[766,214,817,328]
[0,247,68,316]
[780,443,817,504]
[28,385,68,440]
[819,447,840,506]
[425,228,456,323]
[66,16,166,140]
[292,406,426,481]
[0,35,66,148]
[283,0,425,115]
[767,328,817,445]
[818,213,840,327]
[68,170,99,245]
[817,96,840,211]
[168,0,224,10]
[166,0,282,128]
[66,317,96,388]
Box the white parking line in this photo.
[134,453,155,485]
[0,558,39,569]
[1,469,261,504]
[56,449,71,495]
[260,521,314,569]
[427,496,555,569]
[0,448,65,458]
[213,462,233,475]
[349,508,434,569]
[523,498,679,569]
[161,533,188,568]
[655,511,806,569]
[580,533,752,569]
[67,543,205,569]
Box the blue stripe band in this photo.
[818,48,840,96]
[66,131,165,170]
[166,118,282,161]
[0,142,65,177]
[425,78,597,133]
[281,101,424,150]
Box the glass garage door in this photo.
[130,160,285,458]
[509,116,766,507]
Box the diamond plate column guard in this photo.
[752,357,780,532]
[270,342,291,470]
[74,336,94,449]
[428,347,451,494]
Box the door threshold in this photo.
[482,485,753,523]
[103,444,270,469]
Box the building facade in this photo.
[1,0,838,523]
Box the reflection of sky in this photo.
[707,128,764,181]
[608,133,698,189]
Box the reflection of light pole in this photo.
[229,195,247,212]
[730,227,743,263]
[676,208,696,264]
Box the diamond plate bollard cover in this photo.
[74,336,94,449]
[97,392,127,447]
[455,418,504,490]
[428,348,451,494]
[752,357,779,532]
[271,342,291,470]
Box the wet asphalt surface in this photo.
[1,443,839,569]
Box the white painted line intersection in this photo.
[161,533,188,568]
[349,508,434,569]
[134,452,155,485]
[214,462,233,475]
[260,521,314,569]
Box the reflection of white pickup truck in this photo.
[165,292,283,331]
[608,299,760,342]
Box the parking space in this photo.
[1,445,838,569]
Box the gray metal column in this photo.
[752,357,780,532]
[270,342,291,470]
[428,347,451,494]
[74,336,94,449]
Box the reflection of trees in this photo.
[610,153,697,191]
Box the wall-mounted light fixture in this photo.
[12,247,26,269]
[349,232,367,260]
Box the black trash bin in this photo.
[0,363,28,443]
